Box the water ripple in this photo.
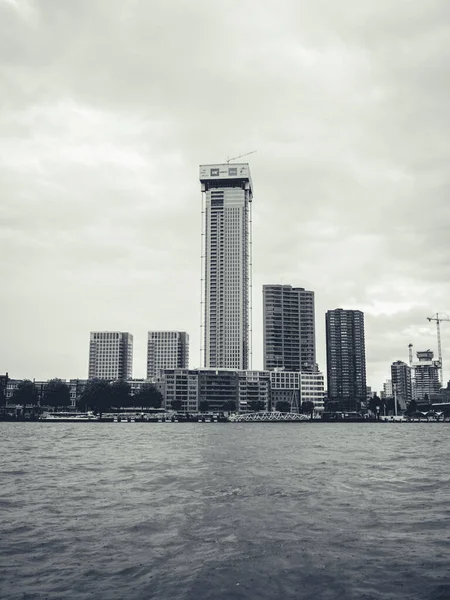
[0,422,449,599]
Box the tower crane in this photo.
[426,312,450,386]
[226,150,257,164]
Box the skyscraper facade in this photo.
[88,331,133,380]
[146,331,189,380]
[325,309,366,411]
[263,284,316,372]
[200,163,253,370]
[390,360,412,410]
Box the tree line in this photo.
[367,394,442,418]
[274,400,315,416]
[2,379,163,415]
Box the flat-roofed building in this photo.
[237,370,270,412]
[263,284,316,372]
[88,331,133,380]
[147,331,189,380]
[326,309,366,412]
[200,163,253,370]
[300,371,325,413]
[269,370,301,411]
[391,361,412,410]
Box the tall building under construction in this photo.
[200,163,253,370]
[413,350,441,401]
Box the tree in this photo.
[171,399,183,412]
[78,379,112,416]
[42,379,71,411]
[133,383,163,409]
[11,380,39,414]
[222,400,236,413]
[301,401,315,418]
[110,381,131,408]
[248,400,264,412]
[405,398,417,416]
[368,395,382,418]
[386,397,401,415]
[199,400,210,413]
[275,400,291,413]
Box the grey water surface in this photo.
[0,422,449,600]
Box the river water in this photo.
[0,422,449,600]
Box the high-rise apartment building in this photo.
[146,331,189,380]
[381,379,393,399]
[200,163,253,370]
[325,309,366,412]
[390,360,412,410]
[263,284,316,372]
[88,331,133,380]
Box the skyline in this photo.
[1,0,450,390]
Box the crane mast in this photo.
[426,312,450,386]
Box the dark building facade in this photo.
[326,309,366,412]
[263,285,316,372]
[198,369,239,412]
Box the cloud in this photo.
[1,0,450,389]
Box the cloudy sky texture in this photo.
[1,0,450,390]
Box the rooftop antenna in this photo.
[226,150,257,164]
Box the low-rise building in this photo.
[269,370,301,411]
[300,371,325,413]
[237,370,270,412]
[198,369,239,412]
[69,379,88,408]
[159,369,200,412]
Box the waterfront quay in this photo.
[1,409,449,424]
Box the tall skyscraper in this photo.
[146,331,189,380]
[263,284,316,372]
[200,163,253,369]
[88,331,133,380]
[325,309,366,411]
[390,360,412,410]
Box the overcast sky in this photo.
[1,0,450,391]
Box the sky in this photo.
[1,0,450,391]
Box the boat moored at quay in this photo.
[39,411,99,422]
